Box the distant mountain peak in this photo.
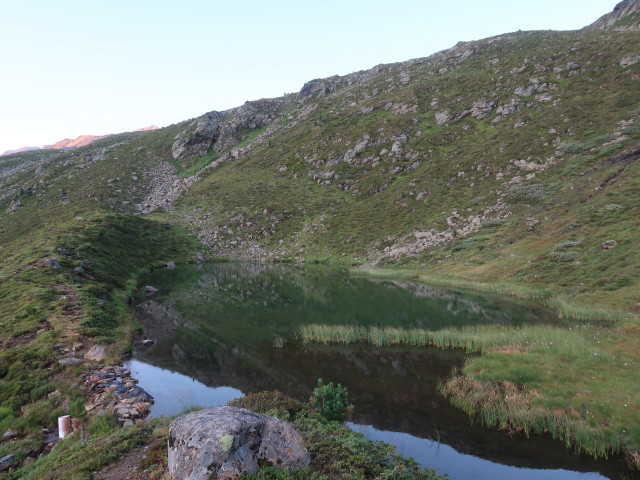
[586,0,640,30]
[1,125,160,156]
[1,146,40,156]
[46,135,108,151]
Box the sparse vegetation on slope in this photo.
[0,4,639,476]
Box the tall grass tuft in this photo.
[545,296,628,322]
[441,376,626,462]
[299,323,586,353]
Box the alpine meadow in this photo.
[1,1,639,479]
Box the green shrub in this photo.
[596,204,625,217]
[309,379,353,423]
[505,184,550,204]
[560,142,590,154]
[548,251,580,262]
[560,135,615,154]
[482,219,506,228]
[452,236,486,251]
[293,411,441,479]
[0,406,14,432]
[242,467,321,480]
[87,414,118,436]
[228,391,307,418]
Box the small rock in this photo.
[526,218,541,231]
[435,110,452,126]
[43,258,61,269]
[0,454,16,472]
[145,285,158,294]
[601,240,618,250]
[47,390,61,400]
[194,252,205,264]
[84,346,107,362]
[59,357,84,366]
[1,430,19,441]
[166,262,176,269]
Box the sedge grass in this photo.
[299,323,586,353]
[545,295,629,322]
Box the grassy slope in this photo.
[170,29,640,466]
[0,25,638,476]
[176,31,640,311]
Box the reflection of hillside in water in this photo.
[132,264,621,479]
[141,263,560,332]
[134,305,621,479]
[386,280,524,325]
[181,263,332,308]
[136,287,611,471]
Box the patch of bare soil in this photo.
[96,439,168,480]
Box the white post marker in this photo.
[58,415,71,439]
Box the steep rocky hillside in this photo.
[588,0,640,30]
[6,25,639,308]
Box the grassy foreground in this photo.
[6,392,446,480]
[0,209,198,475]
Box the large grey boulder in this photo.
[168,406,309,480]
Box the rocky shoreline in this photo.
[82,365,154,427]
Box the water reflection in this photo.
[349,424,609,480]
[131,263,635,480]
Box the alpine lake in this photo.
[128,262,634,480]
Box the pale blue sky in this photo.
[0,0,618,153]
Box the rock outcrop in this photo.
[168,406,309,480]
[587,0,640,31]
[172,111,224,163]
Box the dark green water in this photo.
[130,263,635,480]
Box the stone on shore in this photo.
[168,406,309,480]
[84,345,106,362]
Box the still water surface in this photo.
[129,263,633,480]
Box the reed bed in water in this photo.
[440,376,627,462]
[298,323,586,353]
[301,322,640,467]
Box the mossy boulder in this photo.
[168,406,309,480]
